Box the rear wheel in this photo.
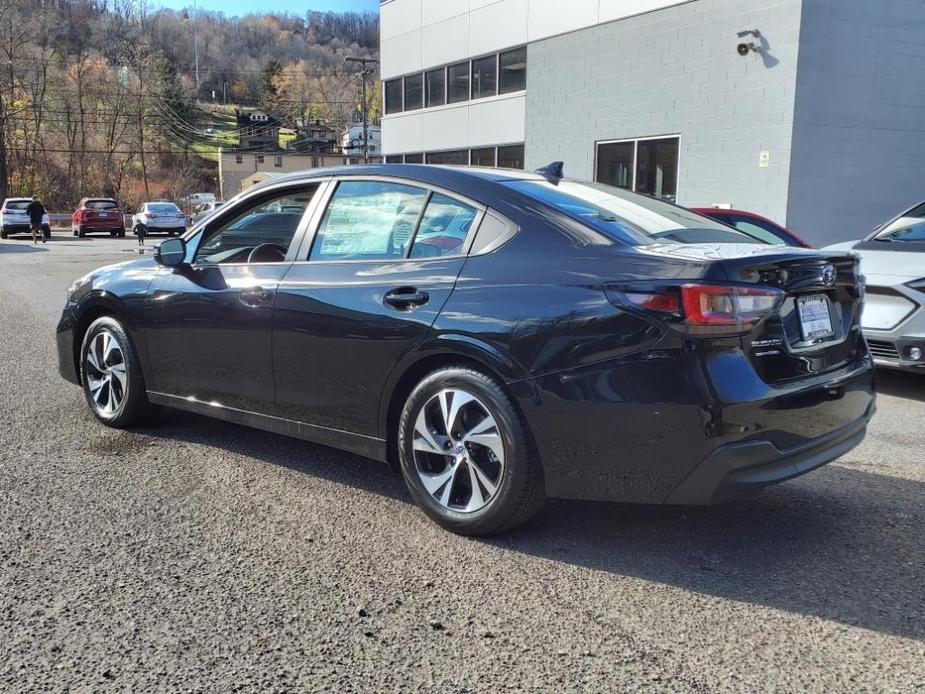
[1,228,7,240]
[118,228,125,238]
[80,316,158,428]
[78,227,86,238]
[398,366,545,536]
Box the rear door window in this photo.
[409,194,477,258]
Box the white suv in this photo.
[1,197,51,239]
[132,202,187,236]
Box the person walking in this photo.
[133,218,146,250]
[26,196,47,244]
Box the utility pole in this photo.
[192,0,200,95]
[344,57,378,164]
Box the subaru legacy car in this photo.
[825,200,925,371]
[57,165,875,535]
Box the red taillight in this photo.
[680,284,784,335]
[612,283,784,336]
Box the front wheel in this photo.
[80,316,158,428]
[397,366,545,536]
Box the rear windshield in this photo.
[85,199,118,210]
[6,200,29,210]
[147,203,180,213]
[504,180,766,246]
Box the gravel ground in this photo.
[1,234,923,693]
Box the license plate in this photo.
[98,212,108,217]
[798,294,834,340]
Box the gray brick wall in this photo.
[788,0,925,246]
[525,0,805,226]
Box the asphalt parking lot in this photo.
[1,234,923,692]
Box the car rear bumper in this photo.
[663,400,873,504]
[519,351,876,505]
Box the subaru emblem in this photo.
[822,265,836,286]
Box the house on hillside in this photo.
[235,108,281,151]
[342,123,381,157]
[291,120,337,153]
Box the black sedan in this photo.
[57,164,875,535]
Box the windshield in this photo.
[505,180,767,245]
[874,215,925,242]
[85,199,118,210]
[148,203,181,214]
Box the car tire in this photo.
[78,227,86,238]
[397,366,545,536]
[79,316,159,428]
[0,228,7,240]
[118,228,126,238]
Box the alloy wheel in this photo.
[412,388,505,513]
[85,330,128,416]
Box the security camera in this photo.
[737,42,756,56]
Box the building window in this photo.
[447,61,470,104]
[404,153,424,164]
[426,150,469,165]
[499,46,527,94]
[596,136,680,202]
[385,154,403,163]
[256,155,264,164]
[235,154,243,164]
[471,55,497,99]
[404,73,423,111]
[470,147,496,167]
[497,144,525,170]
[425,67,445,108]
[274,155,283,167]
[384,78,402,114]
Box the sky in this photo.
[153,0,379,16]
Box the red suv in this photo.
[72,198,125,238]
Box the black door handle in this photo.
[239,286,273,306]
[384,287,429,310]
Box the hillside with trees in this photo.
[0,0,380,210]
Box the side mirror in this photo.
[155,236,187,267]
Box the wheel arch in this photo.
[70,295,135,385]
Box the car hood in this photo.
[823,240,925,283]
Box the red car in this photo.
[72,198,126,238]
[691,207,812,248]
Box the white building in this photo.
[342,123,382,157]
[379,0,925,245]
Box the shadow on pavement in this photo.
[876,368,925,403]
[0,242,49,253]
[142,410,924,641]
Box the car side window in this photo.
[195,186,317,264]
[309,180,428,261]
[409,194,477,258]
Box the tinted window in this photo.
[426,150,468,166]
[499,46,527,93]
[196,188,315,264]
[505,180,764,246]
[403,73,423,111]
[85,199,118,210]
[596,141,634,190]
[636,138,678,203]
[404,153,424,164]
[447,62,469,104]
[310,181,428,261]
[384,79,402,114]
[148,203,181,214]
[425,68,445,107]
[410,194,477,258]
[385,155,403,164]
[497,144,524,169]
[6,200,29,210]
[470,147,496,167]
[471,55,497,99]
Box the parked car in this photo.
[1,197,51,239]
[691,207,812,248]
[132,202,187,236]
[56,164,874,536]
[824,200,925,372]
[190,201,225,226]
[72,198,125,237]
